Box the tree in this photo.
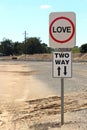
[1,39,13,55]
[41,43,52,53]
[80,43,87,53]
[13,42,24,55]
[26,37,43,54]
[24,37,52,54]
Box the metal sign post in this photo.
[49,12,76,126]
[52,51,72,125]
[61,78,64,125]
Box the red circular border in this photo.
[49,16,75,43]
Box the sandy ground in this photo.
[0,61,54,101]
[0,61,87,130]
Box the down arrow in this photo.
[64,66,67,75]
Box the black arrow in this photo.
[57,67,61,76]
[64,66,67,75]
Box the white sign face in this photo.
[49,12,76,48]
[52,52,72,78]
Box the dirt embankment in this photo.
[18,53,87,61]
[0,53,87,61]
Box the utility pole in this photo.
[23,31,28,60]
[25,31,26,58]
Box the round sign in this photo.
[49,16,75,43]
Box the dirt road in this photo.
[24,61,87,95]
[0,61,87,101]
[0,61,54,101]
[0,61,87,130]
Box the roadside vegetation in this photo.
[0,37,87,56]
[0,37,52,56]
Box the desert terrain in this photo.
[0,54,87,130]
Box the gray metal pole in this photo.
[61,78,64,125]
[25,31,26,60]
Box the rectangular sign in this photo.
[52,52,72,78]
[49,12,76,48]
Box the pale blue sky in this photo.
[0,0,87,47]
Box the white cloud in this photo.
[40,5,52,9]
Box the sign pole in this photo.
[61,78,64,125]
[49,12,76,127]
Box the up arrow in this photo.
[64,66,67,75]
[57,67,61,76]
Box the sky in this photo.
[0,0,87,47]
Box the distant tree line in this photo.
[0,37,87,56]
[0,37,52,56]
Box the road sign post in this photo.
[52,51,71,125]
[61,78,64,125]
[49,12,76,126]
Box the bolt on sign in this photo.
[52,52,72,78]
[49,12,76,48]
